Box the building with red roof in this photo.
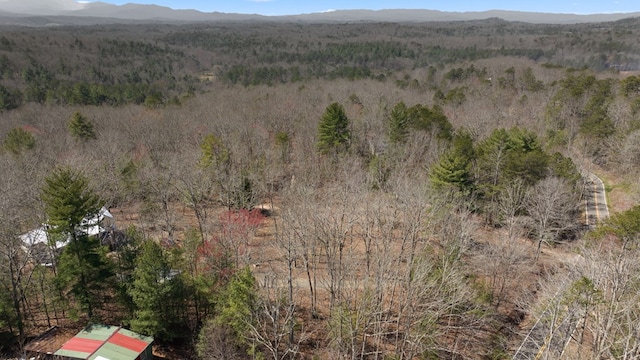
[53,324,153,360]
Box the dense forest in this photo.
[1,18,640,359]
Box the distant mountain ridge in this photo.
[0,2,639,26]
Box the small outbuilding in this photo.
[53,324,153,360]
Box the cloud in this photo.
[0,0,86,14]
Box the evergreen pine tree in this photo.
[199,133,230,170]
[214,267,257,344]
[41,167,112,319]
[430,152,473,193]
[41,168,101,236]
[3,127,35,155]
[129,240,181,340]
[68,111,96,141]
[317,102,351,154]
[55,234,113,320]
[430,132,475,193]
[388,101,409,145]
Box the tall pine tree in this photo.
[388,101,409,145]
[41,167,112,320]
[129,240,185,340]
[430,132,475,194]
[3,127,35,155]
[68,111,96,141]
[317,102,351,155]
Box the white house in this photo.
[19,207,114,265]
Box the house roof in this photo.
[53,324,153,360]
[19,207,114,249]
[19,226,68,249]
[81,207,114,236]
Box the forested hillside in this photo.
[1,19,640,359]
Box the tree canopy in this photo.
[3,127,34,155]
[129,240,186,340]
[68,111,97,141]
[317,102,351,154]
[41,167,102,236]
[41,167,112,319]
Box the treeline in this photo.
[161,19,640,85]
[2,18,640,106]
[0,30,199,110]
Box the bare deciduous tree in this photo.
[526,177,579,260]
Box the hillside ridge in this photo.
[0,3,639,26]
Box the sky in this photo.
[88,0,640,15]
[0,0,638,16]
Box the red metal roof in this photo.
[53,324,153,360]
[59,337,103,354]
[108,332,149,353]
